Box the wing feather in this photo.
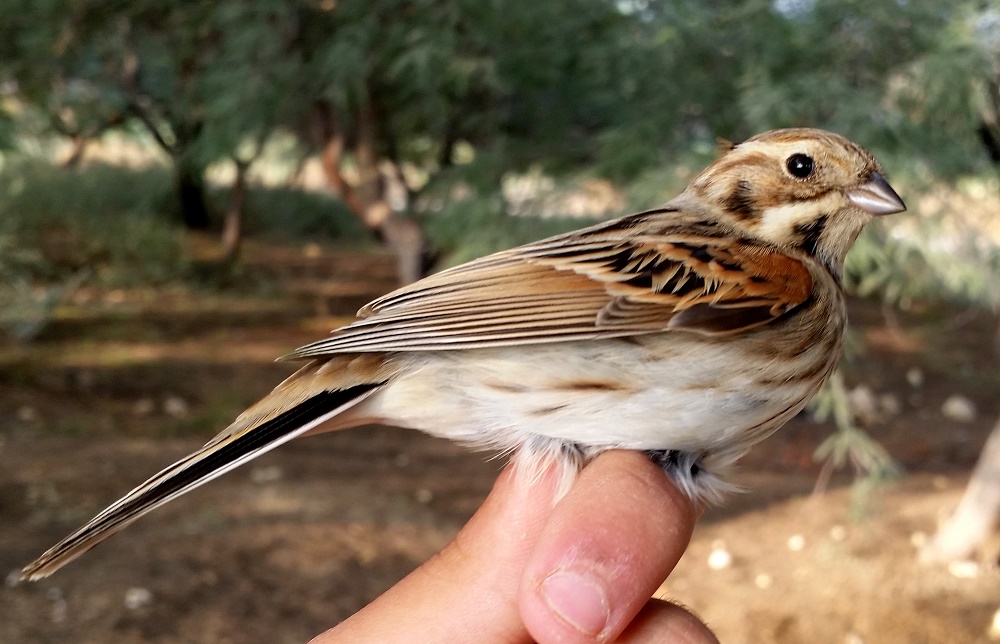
[285,212,813,359]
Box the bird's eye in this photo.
[786,153,814,178]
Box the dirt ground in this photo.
[1,243,998,644]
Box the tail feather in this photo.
[20,382,383,581]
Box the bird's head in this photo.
[674,128,906,275]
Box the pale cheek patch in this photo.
[757,193,842,244]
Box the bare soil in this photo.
[1,242,998,644]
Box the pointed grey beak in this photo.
[846,172,906,215]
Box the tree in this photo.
[1,0,670,277]
[289,0,658,282]
[921,419,1000,563]
[1,1,301,248]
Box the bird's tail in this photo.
[21,356,389,581]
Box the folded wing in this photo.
[285,213,813,358]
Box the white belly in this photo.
[362,335,827,455]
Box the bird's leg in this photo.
[646,449,703,484]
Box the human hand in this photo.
[311,450,718,643]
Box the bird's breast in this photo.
[364,293,845,456]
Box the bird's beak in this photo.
[846,172,906,215]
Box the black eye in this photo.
[786,153,814,178]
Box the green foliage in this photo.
[2,0,997,313]
[0,155,370,282]
[423,194,584,267]
[2,1,302,164]
[811,371,900,478]
[3,0,998,200]
[619,155,711,211]
[0,262,86,342]
[847,217,1000,311]
[0,158,185,285]
[0,232,62,341]
[810,370,902,515]
[840,167,1000,312]
[241,184,369,243]
[292,0,654,183]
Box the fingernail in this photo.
[540,570,609,636]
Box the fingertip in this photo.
[519,450,699,643]
[618,600,720,644]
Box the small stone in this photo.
[105,289,127,304]
[707,547,732,570]
[303,243,322,258]
[844,633,865,644]
[941,395,976,423]
[787,534,806,551]
[948,560,980,579]
[415,488,433,504]
[754,573,772,589]
[16,406,37,422]
[250,466,283,484]
[47,587,66,623]
[909,531,927,548]
[879,393,901,417]
[132,398,155,417]
[124,587,154,610]
[163,396,189,419]
[848,385,879,425]
[829,525,847,542]
[906,367,923,388]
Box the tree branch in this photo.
[119,32,177,156]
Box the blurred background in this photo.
[1,1,999,642]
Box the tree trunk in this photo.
[317,110,429,286]
[321,136,372,224]
[921,415,1000,563]
[61,135,89,168]
[221,161,248,262]
[379,214,426,285]
[176,162,211,230]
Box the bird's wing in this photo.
[285,213,813,358]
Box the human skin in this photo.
[311,450,718,644]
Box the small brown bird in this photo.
[22,128,905,580]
